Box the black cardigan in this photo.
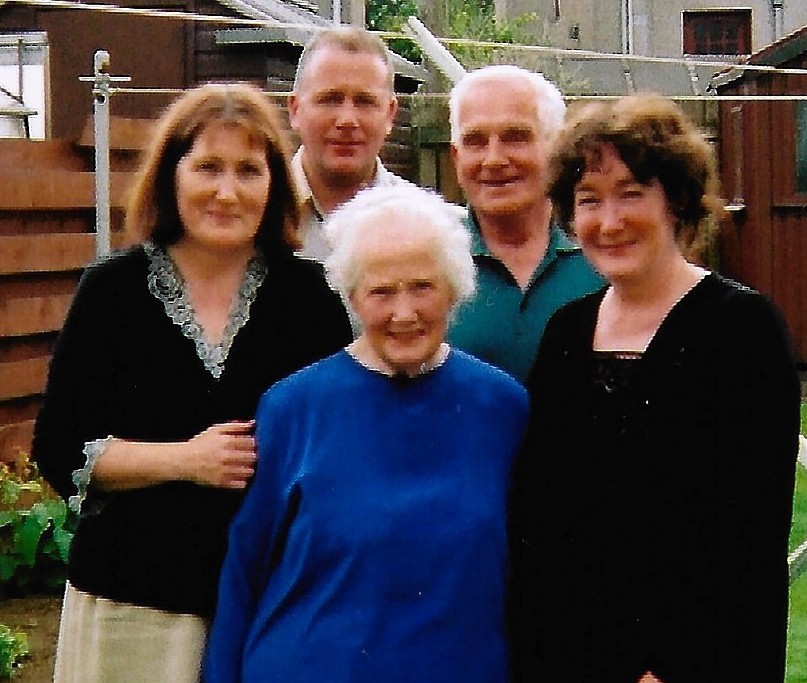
[512,273,800,683]
[33,245,352,616]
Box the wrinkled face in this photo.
[289,46,398,190]
[572,144,679,286]
[451,77,548,219]
[175,120,270,253]
[350,223,455,376]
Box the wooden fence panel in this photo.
[0,420,35,462]
[0,138,126,461]
[0,170,134,210]
[0,294,75,338]
[0,234,95,275]
[0,357,50,401]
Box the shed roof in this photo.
[212,0,429,84]
[713,23,807,90]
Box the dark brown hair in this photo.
[125,82,301,252]
[548,94,723,237]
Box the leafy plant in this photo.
[0,624,29,679]
[443,0,538,68]
[0,457,74,596]
[367,0,421,61]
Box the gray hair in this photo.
[448,65,566,144]
[324,184,476,312]
[293,26,395,93]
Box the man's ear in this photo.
[449,143,458,165]
[384,96,399,136]
[288,94,300,131]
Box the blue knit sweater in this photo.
[205,349,528,683]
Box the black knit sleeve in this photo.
[32,255,133,502]
[709,287,800,681]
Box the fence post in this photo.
[92,51,111,257]
[79,51,130,258]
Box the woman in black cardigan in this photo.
[32,82,351,682]
[511,94,800,683]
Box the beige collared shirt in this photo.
[291,147,414,262]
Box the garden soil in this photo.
[0,594,60,682]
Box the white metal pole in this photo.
[80,51,130,258]
[404,16,466,84]
[92,50,111,258]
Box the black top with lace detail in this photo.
[32,244,352,616]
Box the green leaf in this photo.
[14,514,47,566]
[52,527,74,564]
[0,553,19,582]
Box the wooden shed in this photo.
[715,25,807,364]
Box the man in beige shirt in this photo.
[289,26,413,261]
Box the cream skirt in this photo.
[53,583,209,683]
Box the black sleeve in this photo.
[32,260,122,501]
[710,291,800,681]
[508,301,588,682]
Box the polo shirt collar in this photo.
[465,209,580,256]
[291,147,385,219]
[464,208,582,286]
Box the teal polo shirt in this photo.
[448,213,605,382]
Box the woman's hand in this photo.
[638,673,663,683]
[89,422,258,491]
[186,421,257,489]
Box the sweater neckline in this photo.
[143,242,267,379]
[344,343,451,381]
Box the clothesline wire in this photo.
[5,0,807,77]
[102,87,807,102]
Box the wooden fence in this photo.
[0,131,140,463]
[0,99,422,463]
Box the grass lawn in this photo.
[785,405,807,682]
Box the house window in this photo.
[0,33,49,139]
[683,10,751,55]
[796,103,807,194]
[771,101,807,207]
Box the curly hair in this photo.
[324,184,475,311]
[125,82,300,253]
[548,94,723,237]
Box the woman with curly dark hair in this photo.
[511,94,800,683]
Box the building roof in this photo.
[712,23,807,90]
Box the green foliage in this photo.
[0,458,73,596]
[0,624,29,679]
[787,409,807,682]
[444,0,538,69]
[366,0,421,62]
[366,0,538,67]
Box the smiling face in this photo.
[450,76,548,220]
[289,45,398,190]
[175,120,271,254]
[350,222,456,376]
[572,144,680,287]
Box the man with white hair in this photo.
[289,26,413,261]
[447,65,604,381]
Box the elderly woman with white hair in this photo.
[204,184,529,683]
